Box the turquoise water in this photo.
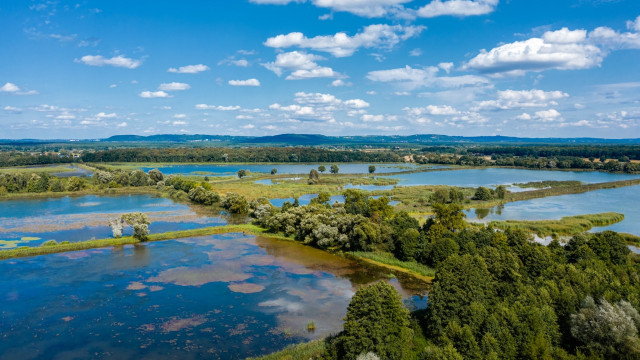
[386,168,640,188]
[0,195,225,248]
[465,185,640,236]
[0,233,427,360]
[140,163,432,176]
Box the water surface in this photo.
[0,233,427,360]
[465,185,640,236]
[0,195,225,248]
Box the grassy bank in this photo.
[0,224,270,260]
[349,251,435,282]
[0,186,159,201]
[505,178,640,202]
[513,180,582,189]
[488,212,625,237]
[246,340,326,360]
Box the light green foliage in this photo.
[330,164,339,174]
[188,186,220,205]
[128,170,149,186]
[148,168,164,183]
[318,165,326,173]
[571,296,640,358]
[110,212,150,241]
[222,192,250,214]
[66,176,85,191]
[308,169,320,184]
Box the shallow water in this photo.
[140,163,432,176]
[268,194,399,207]
[0,195,226,248]
[386,168,640,188]
[0,233,427,360]
[465,185,640,236]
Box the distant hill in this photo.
[2,133,640,146]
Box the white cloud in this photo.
[0,83,20,92]
[534,109,562,122]
[95,112,117,119]
[252,0,413,18]
[330,79,352,87]
[417,0,499,18]
[367,65,490,90]
[173,114,187,119]
[362,114,397,122]
[0,82,38,95]
[158,82,191,91]
[116,122,128,127]
[172,120,187,125]
[516,113,532,120]
[228,79,261,86]
[264,24,425,57]
[404,105,460,116]
[438,62,454,73]
[263,51,339,79]
[3,105,22,114]
[465,18,640,76]
[269,91,370,123]
[242,124,256,129]
[109,84,117,88]
[409,48,423,56]
[139,91,170,98]
[473,89,569,110]
[77,55,142,69]
[195,104,242,111]
[167,64,210,73]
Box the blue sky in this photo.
[1,0,639,139]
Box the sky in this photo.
[1,0,639,139]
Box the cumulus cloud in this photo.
[404,105,460,116]
[367,65,490,90]
[95,112,117,119]
[167,64,210,73]
[417,0,499,18]
[158,82,191,91]
[77,55,142,69]
[466,18,640,75]
[251,0,413,18]
[534,109,562,122]
[0,83,20,93]
[263,51,339,79]
[269,91,370,123]
[473,89,569,110]
[0,82,38,95]
[264,24,425,57]
[228,79,261,86]
[139,91,170,98]
[330,79,352,87]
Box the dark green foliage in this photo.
[369,165,376,174]
[318,165,326,173]
[329,282,413,360]
[473,186,494,200]
[148,168,164,183]
[188,186,221,205]
[330,164,339,174]
[270,168,277,175]
[237,169,247,178]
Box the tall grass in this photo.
[349,251,436,280]
[246,340,326,360]
[489,212,624,237]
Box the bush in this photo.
[222,193,250,214]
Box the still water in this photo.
[465,185,640,236]
[386,168,640,188]
[0,233,427,360]
[0,195,225,248]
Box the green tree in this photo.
[309,169,320,184]
[148,168,164,183]
[222,193,250,214]
[369,165,376,174]
[330,164,339,174]
[67,176,85,191]
[334,282,413,360]
[431,188,450,204]
[237,169,247,178]
[432,203,466,232]
[270,168,277,175]
[318,165,326,173]
[494,185,506,200]
[473,187,493,201]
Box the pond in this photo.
[140,163,432,177]
[465,185,640,236]
[385,168,640,189]
[0,233,427,360]
[0,195,225,248]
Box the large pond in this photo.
[465,185,640,236]
[0,195,225,248]
[385,168,640,189]
[0,233,427,360]
[140,163,433,176]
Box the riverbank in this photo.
[488,212,625,237]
